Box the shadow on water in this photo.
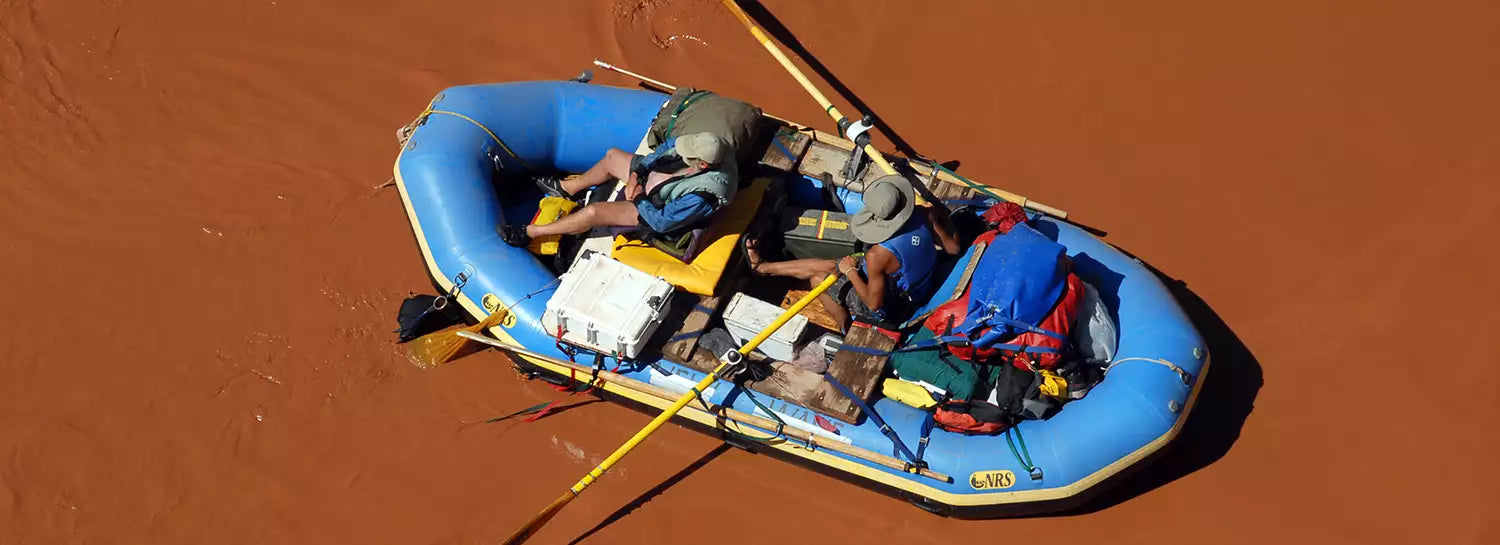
[1063,267,1264,515]
[737,1,925,159]
[568,444,733,544]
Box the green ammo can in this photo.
[780,207,862,260]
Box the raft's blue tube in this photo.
[393,81,1208,514]
[396,82,665,356]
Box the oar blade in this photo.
[404,309,511,369]
[501,491,576,545]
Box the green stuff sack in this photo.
[890,328,984,400]
[646,87,763,166]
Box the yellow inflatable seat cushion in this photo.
[612,179,768,296]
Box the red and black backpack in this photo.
[933,399,1011,435]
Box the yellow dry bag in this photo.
[1037,369,1069,399]
[882,378,938,409]
[528,196,578,255]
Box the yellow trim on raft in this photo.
[391,144,1212,508]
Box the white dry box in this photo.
[541,251,674,359]
[722,292,809,362]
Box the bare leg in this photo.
[757,259,837,281]
[819,292,850,333]
[562,149,634,195]
[527,201,639,238]
[744,241,837,280]
[746,241,851,332]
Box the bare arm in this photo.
[841,247,896,312]
[923,204,962,255]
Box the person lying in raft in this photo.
[746,175,952,332]
[499,132,737,248]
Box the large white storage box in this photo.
[722,292,809,362]
[542,251,674,359]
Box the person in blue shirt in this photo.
[500,133,736,246]
[746,175,956,331]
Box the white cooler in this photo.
[542,251,674,359]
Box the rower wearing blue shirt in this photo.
[745,175,957,332]
[500,132,736,247]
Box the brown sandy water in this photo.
[2,1,1497,543]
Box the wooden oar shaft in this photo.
[569,360,730,492]
[592,59,675,92]
[566,274,834,494]
[591,57,1069,219]
[500,274,839,545]
[714,2,1070,219]
[502,492,572,545]
[457,331,951,482]
[920,161,1070,219]
[719,0,899,178]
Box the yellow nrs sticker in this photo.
[480,293,518,328]
[968,470,1017,490]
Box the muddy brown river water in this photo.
[2,1,1496,543]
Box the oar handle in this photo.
[1017,199,1067,219]
[924,161,1070,219]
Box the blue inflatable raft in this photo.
[392,80,1210,516]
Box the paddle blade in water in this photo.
[404,309,511,369]
[404,329,461,370]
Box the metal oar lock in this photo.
[713,348,776,385]
[716,350,750,382]
[839,114,876,186]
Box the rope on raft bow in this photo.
[398,95,534,172]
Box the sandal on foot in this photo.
[535,176,577,200]
[499,224,533,247]
[742,238,767,276]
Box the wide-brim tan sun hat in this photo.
[849,174,917,244]
[675,133,726,165]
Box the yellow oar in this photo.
[500,273,840,545]
[717,0,1069,219]
[718,0,899,177]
